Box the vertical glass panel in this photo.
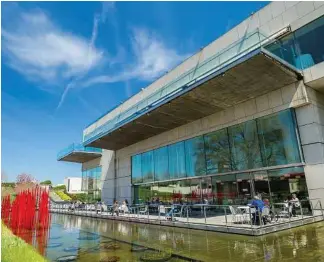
[154,146,169,181]
[228,120,262,171]
[251,171,270,200]
[185,136,206,177]
[294,15,324,69]
[265,34,296,67]
[156,181,174,204]
[132,154,143,184]
[96,167,102,191]
[82,170,88,191]
[142,151,154,183]
[201,177,213,203]
[137,184,153,204]
[88,169,94,192]
[265,15,324,69]
[189,178,202,204]
[204,128,231,174]
[268,167,308,203]
[236,173,252,205]
[168,142,186,179]
[212,174,237,205]
[257,109,301,167]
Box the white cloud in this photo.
[2,3,191,110]
[82,27,189,87]
[2,9,103,88]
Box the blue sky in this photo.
[1,1,268,184]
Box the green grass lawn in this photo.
[1,223,48,262]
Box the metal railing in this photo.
[49,199,323,230]
[83,27,293,145]
[57,143,102,160]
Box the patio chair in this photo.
[261,206,271,224]
[139,205,148,216]
[159,205,166,217]
[172,205,184,218]
[229,206,245,224]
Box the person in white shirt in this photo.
[290,194,300,217]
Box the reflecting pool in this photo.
[40,214,324,261]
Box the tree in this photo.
[15,173,37,194]
[16,173,36,184]
[53,185,66,191]
[40,180,52,185]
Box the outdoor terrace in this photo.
[57,143,102,163]
[50,200,324,236]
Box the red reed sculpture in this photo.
[1,186,51,256]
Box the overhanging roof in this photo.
[84,48,302,151]
[57,143,102,163]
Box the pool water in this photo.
[40,214,324,261]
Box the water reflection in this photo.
[46,214,324,262]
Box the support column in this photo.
[295,88,324,208]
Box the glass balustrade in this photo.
[57,143,102,160]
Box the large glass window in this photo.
[132,154,142,184]
[268,167,308,203]
[82,166,102,201]
[154,146,169,181]
[131,109,302,186]
[168,141,186,179]
[185,136,206,177]
[142,151,154,183]
[265,15,324,69]
[294,15,324,68]
[228,120,262,171]
[257,109,301,167]
[204,128,231,174]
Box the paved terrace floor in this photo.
[50,208,324,236]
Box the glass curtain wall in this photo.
[265,15,324,69]
[82,166,102,201]
[134,167,308,205]
[132,109,301,185]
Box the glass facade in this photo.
[168,142,186,179]
[133,167,308,205]
[131,109,306,204]
[265,15,324,70]
[204,128,231,174]
[82,166,102,201]
[154,146,169,181]
[132,109,301,184]
[228,120,262,170]
[185,136,206,177]
[257,110,301,166]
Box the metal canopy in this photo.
[57,151,102,163]
[85,50,302,150]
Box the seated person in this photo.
[250,196,265,225]
[113,200,119,216]
[120,200,129,213]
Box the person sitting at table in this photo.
[113,200,119,216]
[250,195,265,225]
[166,201,179,220]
